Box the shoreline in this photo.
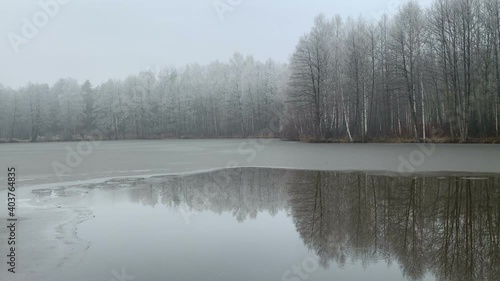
[1,136,499,144]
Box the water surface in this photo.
[41,168,500,281]
[1,140,499,188]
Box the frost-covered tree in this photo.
[2,0,499,142]
[55,79,84,139]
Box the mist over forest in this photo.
[1,0,500,143]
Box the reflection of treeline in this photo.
[106,168,500,281]
[126,168,290,222]
[288,171,500,281]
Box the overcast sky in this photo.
[0,0,433,88]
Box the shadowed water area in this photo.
[34,168,500,281]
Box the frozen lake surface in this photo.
[0,139,499,189]
[0,140,499,281]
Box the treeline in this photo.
[0,54,288,141]
[1,0,500,142]
[286,0,500,142]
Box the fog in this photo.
[1,1,499,281]
[0,0,433,88]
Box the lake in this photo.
[0,140,499,281]
[0,140,499,188]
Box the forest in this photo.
[1,0,500,143]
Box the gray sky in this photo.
[0,0,433,88]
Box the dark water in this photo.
[44,168,500,281]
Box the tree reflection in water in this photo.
[98,168,500,281]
